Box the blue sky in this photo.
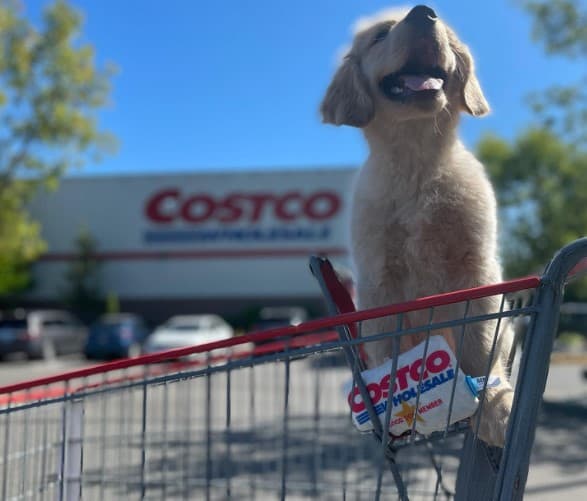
[29,1,584,175]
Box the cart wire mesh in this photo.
[1,237,586,501]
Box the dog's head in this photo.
[320,5,489,128]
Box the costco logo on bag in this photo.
[343,336,467,435]
[142,188,343,244]
[347,349,453,414]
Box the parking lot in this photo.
[0,353,585,499]
[1,352,419,500]
[0,353,92,387]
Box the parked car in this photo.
[0,309,87,360]
[252,307,308,332]
[142,314,233,354]
[250,306,309,347]
[84,313,149,360]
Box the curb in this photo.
[550,352,587,365]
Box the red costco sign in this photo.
[144,189,342,224]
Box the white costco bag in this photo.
[344,335,500,436]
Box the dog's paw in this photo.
[470,388,513,448]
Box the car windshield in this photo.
[262,317,291,324]
[167,323,202,332]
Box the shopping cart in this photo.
[1,238,586,501]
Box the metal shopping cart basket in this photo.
[1,238,587,501]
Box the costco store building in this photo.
[26,167,355,324]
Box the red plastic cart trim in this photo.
[568,256,587,280]
[0,331,340,405]
[0,275,540,396]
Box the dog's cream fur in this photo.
[321,7,513,447]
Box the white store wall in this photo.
[27,167,357,304]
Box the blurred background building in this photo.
[24,167,356,325]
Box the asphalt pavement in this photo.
[0,353,585,499]
[525,363,587,500]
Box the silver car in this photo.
[0,309,88,360]
[143,315,233,354]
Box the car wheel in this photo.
[127,343,142,359]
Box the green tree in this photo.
[521,0,587,147]
[62,228,103,319]
[105,291,120,315]
[0,187,45,294]
[523,0,587,58]
[0,0,115,295]
[476,0,587,290]
[479,129,587,279]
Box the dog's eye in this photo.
[372,22,394,45]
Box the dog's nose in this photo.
[405,5,438,26]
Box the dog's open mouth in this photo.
[379,64,447,101]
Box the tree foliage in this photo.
[479,130,587,279]
[521,0,587,147]
[477,1,587,292]
[0,187,45,294]
[62,228,103,319]
[0,0,114,295]
[523,0,587,57]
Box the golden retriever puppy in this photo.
[320,5,513,447]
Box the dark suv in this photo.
[251,307,308,347]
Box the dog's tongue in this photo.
[403,75,443,91]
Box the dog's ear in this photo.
[449,32,490,117]
[320,55,374,127]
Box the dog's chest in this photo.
[353,172,450,235]
[351,171,481,281]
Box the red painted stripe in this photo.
[39,248,349,262]
[0,387,68,405]
[0,275,541,395]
